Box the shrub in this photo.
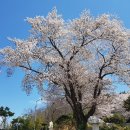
[100,124,130,130]
[55,115,73,125]
[103,113,126,126]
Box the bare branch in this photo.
[48,37,64,60]
[19,65,43,75]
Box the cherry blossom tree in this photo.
[0,8,130,130]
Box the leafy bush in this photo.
[100,124,130,130]
[103,113,126,126]
[55,115,73,125]
[101,113,130,130]
[55,115,74,130]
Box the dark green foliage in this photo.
[103,113,126,125]
[124,96,130,111]
[101,113,130,130]
[0,106,14,129]
[0,106,14,117]
[100,124,114,130]
[11,116,33,130]
[55,114,76,130]
[120,91,127,94]
[11,113,45,130]
[100,124,130,130]
[55,115,73,125]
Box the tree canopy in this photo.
[0,106,14,117]
[0,106,14,129]
[0,8,130,130]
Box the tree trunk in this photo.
[75,119,87,130]
[68,100,96,130]
[64,67,96,130]
[72,104,87,130]
[3,117,6,129]
[65,88,88,130]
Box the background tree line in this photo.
[0,94,130,130]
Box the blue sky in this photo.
[0,0,130,119]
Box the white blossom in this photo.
[0,8,130,121]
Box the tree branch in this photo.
[85,102,97,121]
[97,49,106,63]
[101,72,114,78]
[48,37,64,60]
[19,65,43,75]
[70,37,97,61]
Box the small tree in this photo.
[11,111,45,130]
[0,106,14,129]
[0,8,130,130]
[11,116,34,130]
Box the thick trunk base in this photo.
[76,122,87,130]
